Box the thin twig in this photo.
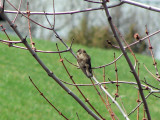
[64,57,79,68]
[4,2,123,15]
[142,78,160,90]
[121,0,160,13]
[128,92,152,116]
[145,25,159,77]
[93,53,124,69]
[52,28,77,58]
[0,41,72,53]
[59,80,152,89]
[0,39,22,43]
[137,63,140,120]
[84,0,102,4]
[29,76,69,120]
[52,0,55,28]
[114,53,119,99]
[143,64,160,82]
[27,1,36,50]
[102,67,116,120]
[76,112,80,120]
[12,0,22,23]
[4,0,160,16]
[151,94,160,98]
[44,11,53,27]
[0,24,12,46]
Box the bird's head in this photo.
[77,49,86,55]
[76,49,87,58]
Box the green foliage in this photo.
[68,17,147,53]
[68,17,117,49]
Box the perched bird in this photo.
[77,49,93,78]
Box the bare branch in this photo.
[121,0,160,13]
[143,64,160,82]
[3,2,122,15]
[145,25,160,77]
[0,41,72,53]
[142,78,160,90]
[29,76,69,120]
[128,92,152,116]
[93,53,124,69]
[0,39,22,43]
[12,0,22,23]
[84,0,102,4]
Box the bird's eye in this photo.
[77,50,80,53]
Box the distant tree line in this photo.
[68,16,147,53]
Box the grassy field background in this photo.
[0,33,160,120]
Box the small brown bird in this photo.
[77,49,93,78]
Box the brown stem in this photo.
[12,0,22,23]
[103,67,116,120]
[114,53,119,99]
[145,25,159,77]
[27,2,36,50]
[29,76,69,120]
[137,63,140,120]
[0,24,12,46]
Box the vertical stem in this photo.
[103,67,116,120]
[145,25,159,77]
[114,53,119,99]
[27,2,35,50]
[137,63,140,120]
[101,1,151,120]
[52,0,55,28]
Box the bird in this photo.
[76,49,93,78]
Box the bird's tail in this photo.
[86,67,93,78]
